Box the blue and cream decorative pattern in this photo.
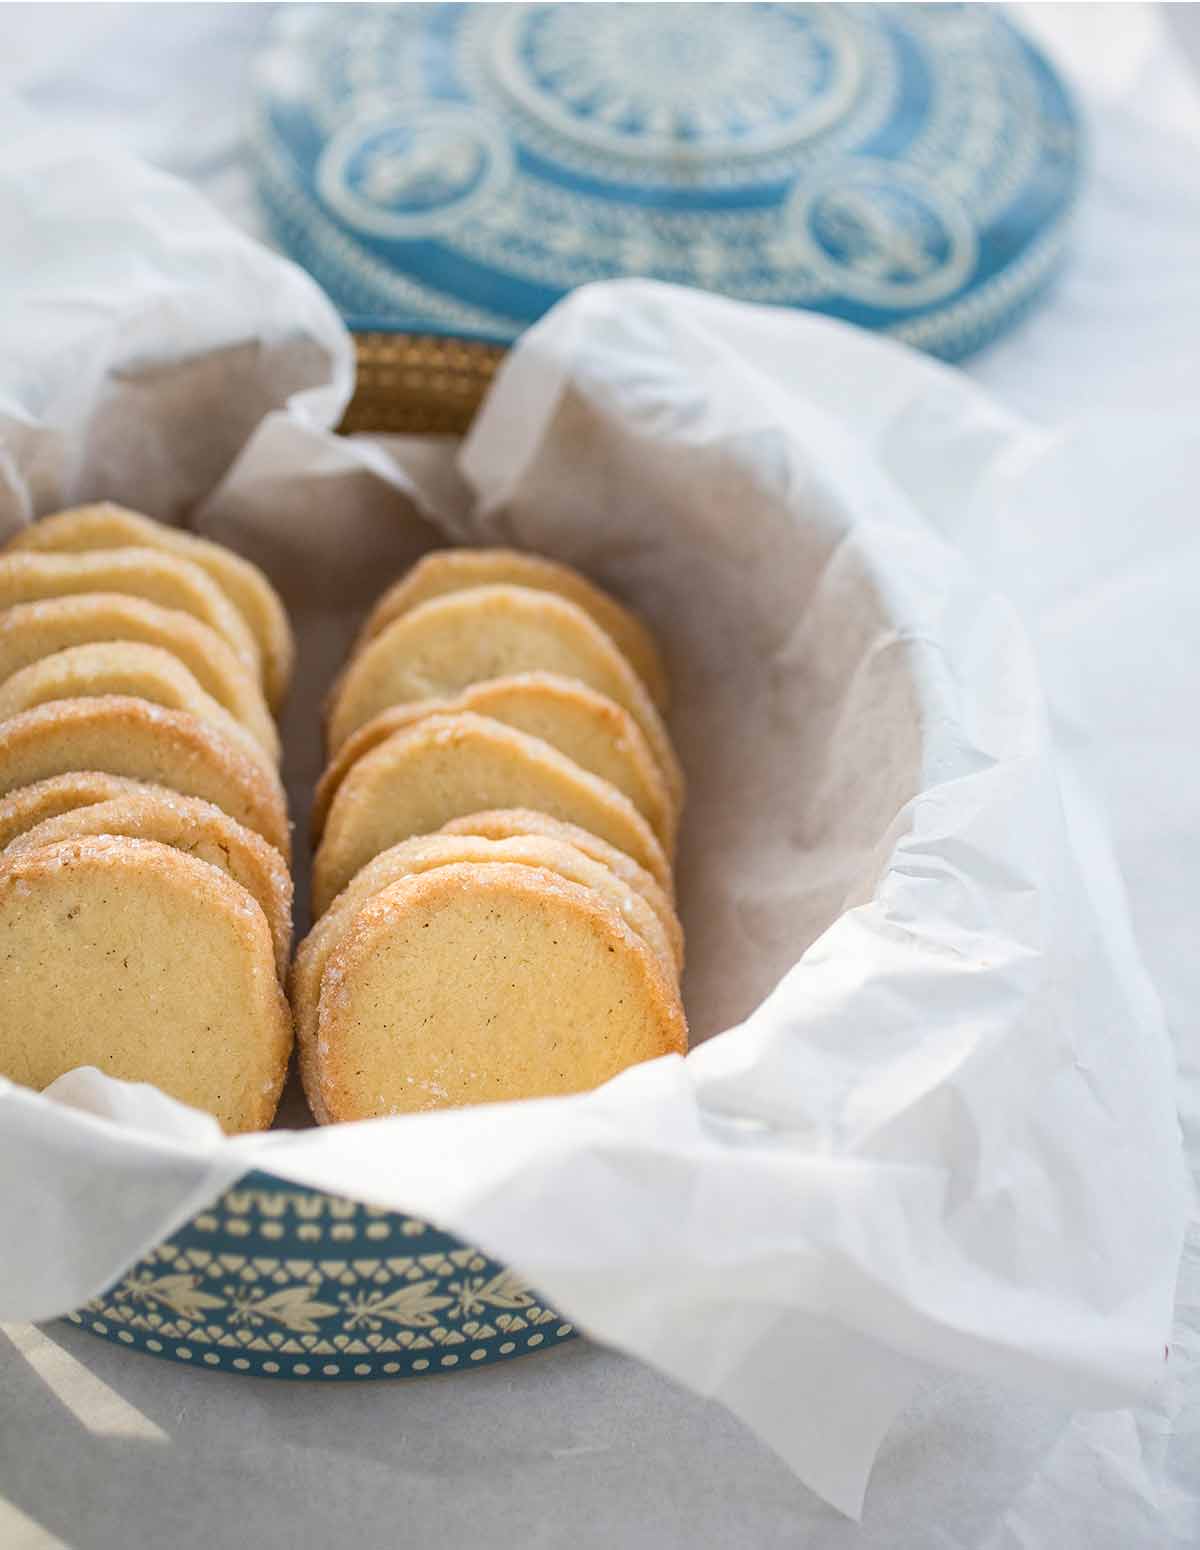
[252,2,1082,359]
[69,1171,575,1379]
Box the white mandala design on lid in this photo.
[489,1,866,164]
[252,2,1083,358]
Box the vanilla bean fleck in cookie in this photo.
[0,594,277,756]
[307,862,686,1124]
[8,789,292,981]
[359,548,669,711]
[0,697,289,858]
[8,503,293,708]
[313,671,677,848]
[313,711,668,914]
[0,835,291,1133]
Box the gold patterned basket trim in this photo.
[340,332,506,436]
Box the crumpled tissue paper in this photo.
[0,108,1186,1520]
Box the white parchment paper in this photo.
[0,90,1188,1521]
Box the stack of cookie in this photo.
[0,505,294,1134]
[300,550,688,1124]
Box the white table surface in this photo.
[2,7,1199,1547]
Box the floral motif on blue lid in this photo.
[253,2,1082,359]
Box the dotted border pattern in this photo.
[67,1307,576,1380]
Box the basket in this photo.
[67,329,579,1380]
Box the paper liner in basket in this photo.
[0,121,1185,1520]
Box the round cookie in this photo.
[9,504,293,709]
[0,835,291,1134]
[359,548,669,711]
[441,807,682,955]
[307,861,687,1123]
[8,790,292,981]
[313,672,676,848]
[0,549,260,682]
[313,711,669,915]
[327,585,683,812]
[293,832,679,1100]
[0,772,158,851]
[0,594,276,755]
[0,641,280,766]
[0,697,290,858]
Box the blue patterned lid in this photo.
[252,3,1082,360]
